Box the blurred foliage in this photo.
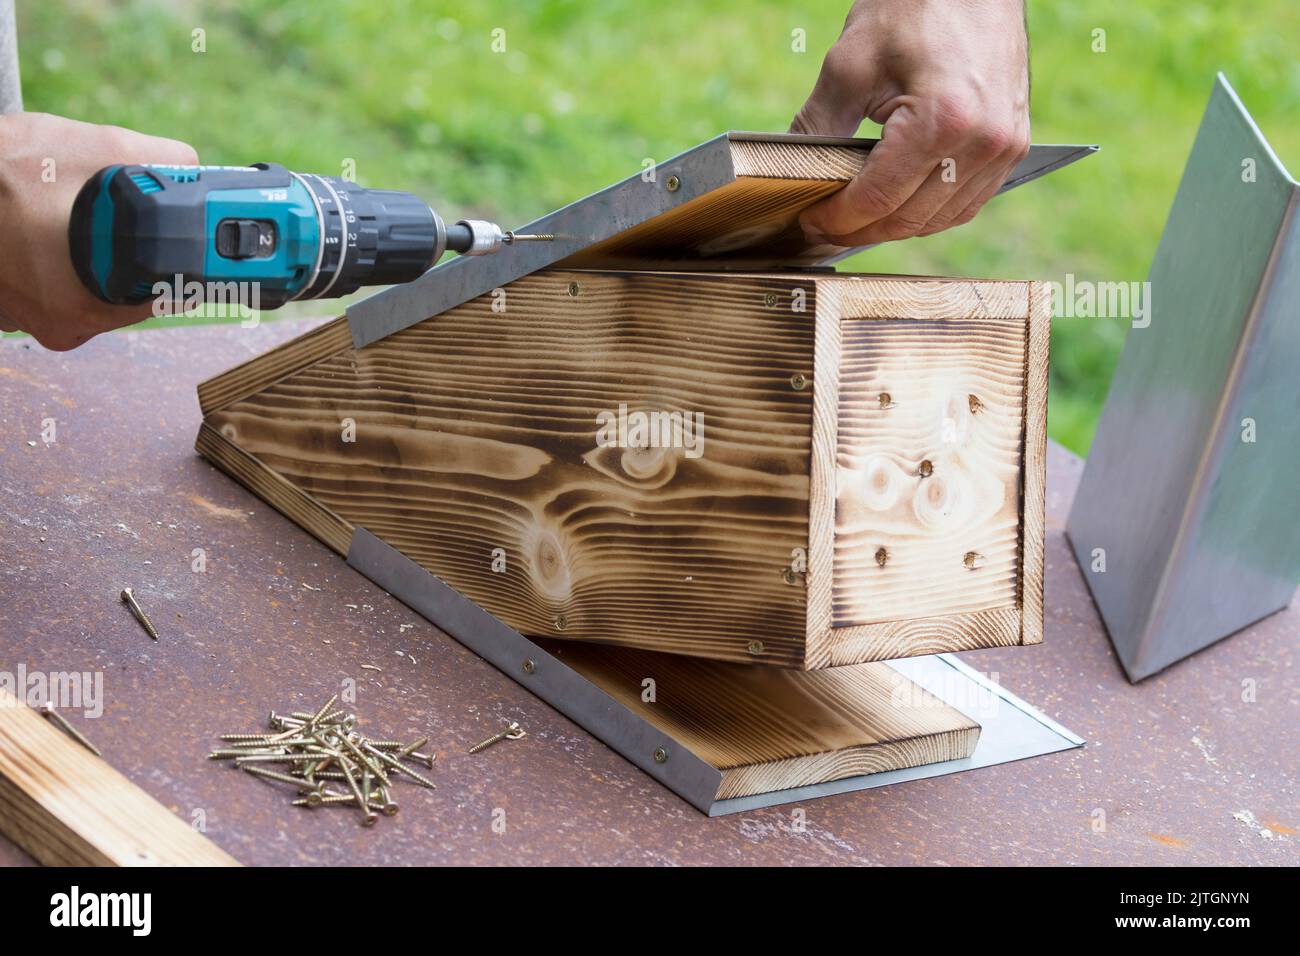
[15,0,1300,451]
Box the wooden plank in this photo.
[803,282,840,663]
[205,270,817,666]
[827,276,1029,320]
[195,421,353,555]
[728,138,868,180]
[831,317,1026,627]
[540,641,979,800]
[818,607,1024,668]
[560,178,845,272]
[197,316,351,415]
[557,136,878,272]
[0,690,239,866]
[1020,282,1051,645]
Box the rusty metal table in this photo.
[1,320,1295,866]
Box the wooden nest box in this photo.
[197,134,1087,803]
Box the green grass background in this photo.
[14,0,1300,452]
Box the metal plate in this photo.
[709,653,1083,816]
[346,527,726,812]
[346,527,1083,815]
[1066,74,1300,681]
[346,133,1096,348]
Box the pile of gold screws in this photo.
[208,695,435,827]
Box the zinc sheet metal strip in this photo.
[345,527,724,812]
[346,134,1096,348]
[346,527,1084,815]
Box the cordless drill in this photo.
[68,163,551,308]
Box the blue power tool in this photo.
[68,163,552,308]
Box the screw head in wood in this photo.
[781,567,798,585]
[875,547,889,567]
[553,613,567,630]
[918,459,934,478]
[522,658,536,675]
[968,394,983,414]
[747,640,764,656]
[653,747,668,764]
[567,281,581,297]
[764,292,778,308]
[665,175,681,192]
[878,392,896,409]
[964,551,986,570]
[790,373,808,391]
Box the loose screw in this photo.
[40,702,102,757]
[241,765,325,791]
[469,720,527,755]
[120,587,159,641]
[363,742,438,790]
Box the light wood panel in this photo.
[560,137,876,272]
[832,318,1026,626]
[560,178,845,272]
[0,689,239,866]
[540,641,979,800]
[206,271,818,667]
[1019,282,1050,646]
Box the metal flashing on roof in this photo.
[346,132,1096,348]
[346,527,1083,815]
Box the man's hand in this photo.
[791,0,1030,247]
[0,112,197,350]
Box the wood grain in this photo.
[832,317,1026,627]
[197,316,351,415]
[818,607,1024,668]
[195,421,353,555]
[0,689,240,866]
[198,267,1048,668]
[728,138,869,180]
[559,137,882,272]
[1019,282,1051,645]
[205,271,817,666]
[561,178,845,272]
[825,276,1030,320]
[541,641,979,800]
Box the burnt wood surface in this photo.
[0,321,1293,866]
